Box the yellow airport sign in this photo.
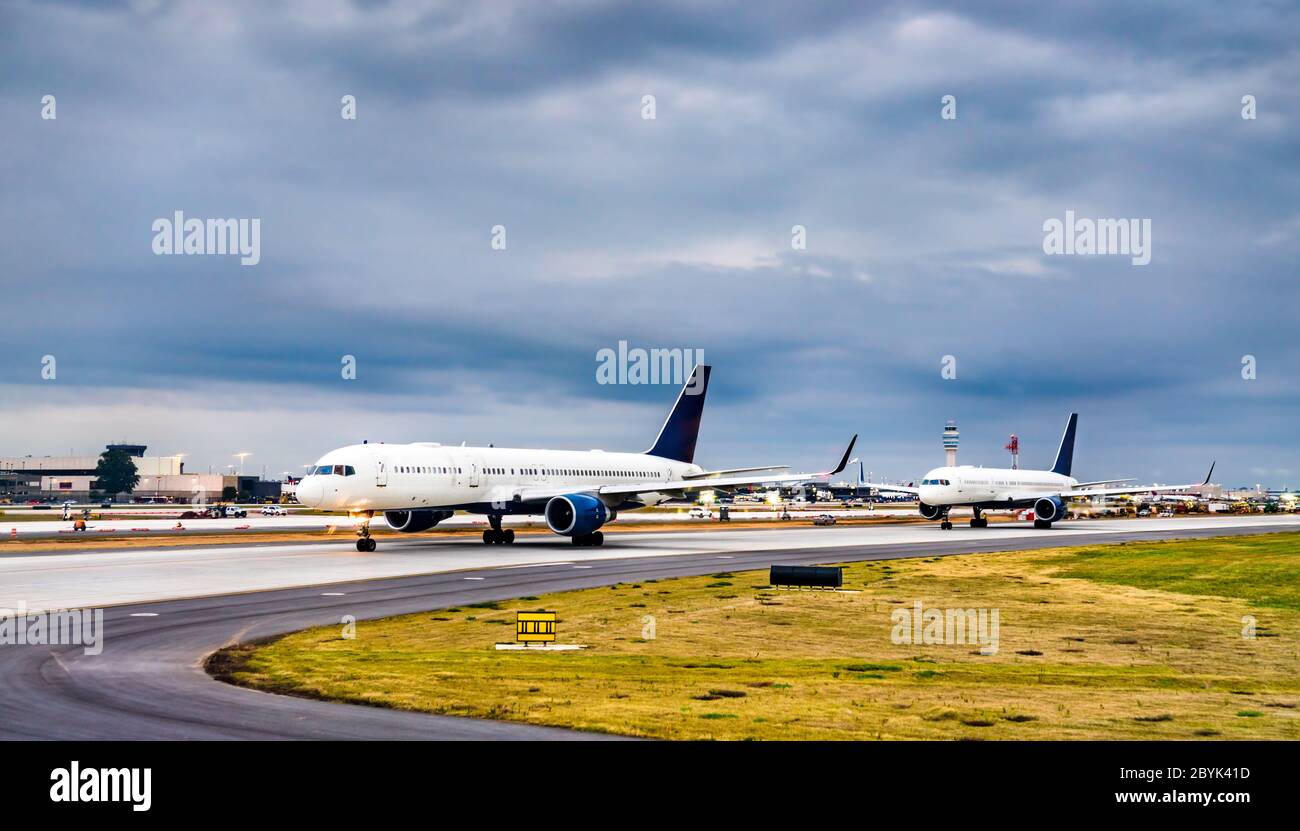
[516,611,557,643]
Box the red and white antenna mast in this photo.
[1005,435,1019,470]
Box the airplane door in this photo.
[376,457,388,487]
[468,458,481,488]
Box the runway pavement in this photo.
[0,516,1296,740]
[1,505,917,540]
[3,514,1297,612]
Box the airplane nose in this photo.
[296,477,323,508]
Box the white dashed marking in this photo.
[497,562,574,570]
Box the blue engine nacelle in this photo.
[545,494,609,537]
[1033,496,1066,523]
[385,509,453,533]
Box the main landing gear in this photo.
[969,508,988,529]
[1033,519,1053,529]
[483,515,516,545]
[355,513,377,552]
[571,531,604,547]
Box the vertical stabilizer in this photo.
[1051,413,1078,476]
[644,365,710,463]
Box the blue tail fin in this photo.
[1051,413,1078,476]
[645,365,710,463]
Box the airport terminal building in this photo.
[0,443,252,502]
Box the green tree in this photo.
[94,449,139,496]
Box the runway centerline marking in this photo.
[128,612,158,617]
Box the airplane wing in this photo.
[511,435,855,505]
[682,465,789,479]
[1070,478,1135,489]
[1065,463,1215,499]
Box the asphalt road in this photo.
[3,506,918,540]
[0,520,1295,740]
[10,514,1296,612]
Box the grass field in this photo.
[214,532,1300,740]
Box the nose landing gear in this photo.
[937,508,953,530]
[355,513,377,552]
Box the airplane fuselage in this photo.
[917,465,1078,509]
[296,442,701,514]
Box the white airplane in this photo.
[869,414,1213,529]
[296,365,856,550]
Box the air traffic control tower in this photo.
[943,419,959,466]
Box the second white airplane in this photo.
[871,414,1213,529]
[296,365,856,550]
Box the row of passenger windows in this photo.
[922,478,1055,488]
[527,468,652,478]
[307,465,356,476]
[391,465,656,478]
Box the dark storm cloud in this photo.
[1,0,1297,485]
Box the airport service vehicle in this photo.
[688,507,712,519]
[180,505,247,519]
[296,365,855,551]
[260,505,287,516]
[870,414,1213,530]
[812,514,837,526]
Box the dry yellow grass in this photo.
[217,533,1300,739]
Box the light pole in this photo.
[235,452,250,477]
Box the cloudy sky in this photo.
[2,0,1298,486]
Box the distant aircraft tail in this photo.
[645,365,710,464]
[1051,413,1078,476]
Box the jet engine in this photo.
[384,509,453,533]
[1033,496,1066,523]
[544,494,609,537]
[918,502,944,520]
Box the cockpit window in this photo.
[316,465,333,475]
